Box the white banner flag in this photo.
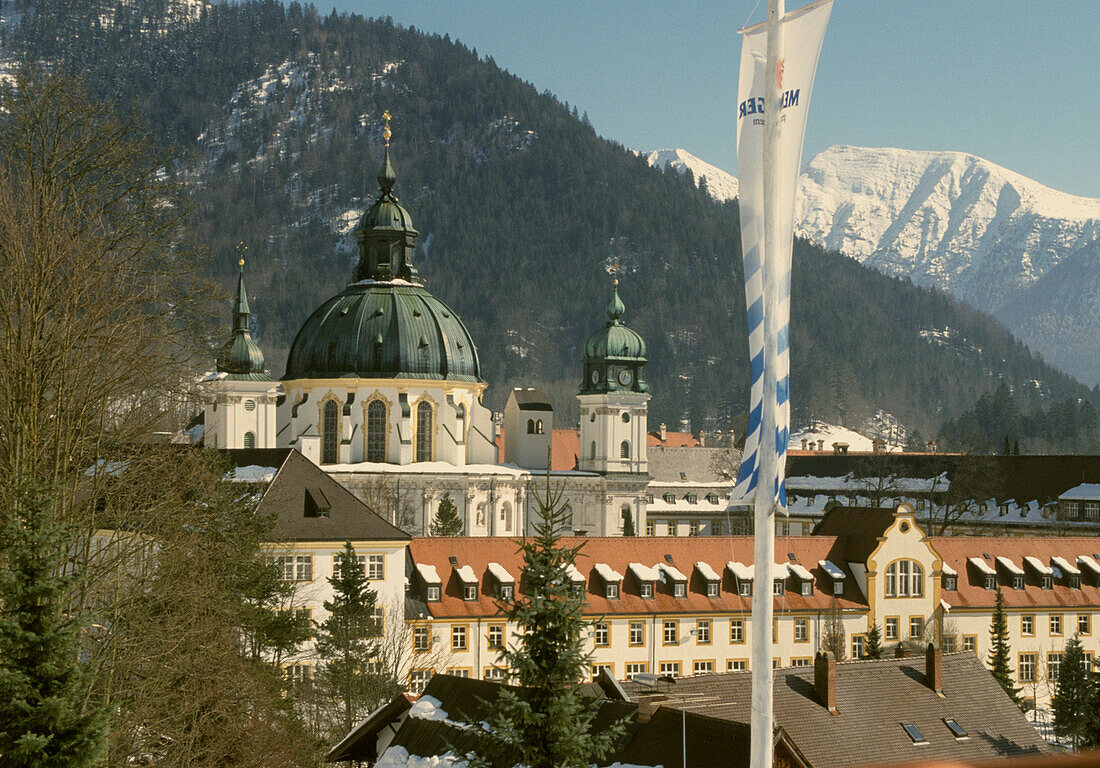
[732,0,832,513]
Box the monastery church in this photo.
[200,123,660,536]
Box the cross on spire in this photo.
[382,109,392,146]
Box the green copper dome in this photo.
[216,261,270,380]
[283,282,482,382]
[580,282,648,394]
[284,123,481,382]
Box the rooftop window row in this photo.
[943,554,1100,591]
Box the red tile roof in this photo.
[408,536,866,619]
[647,431,700,447]
[931,537,1100,610]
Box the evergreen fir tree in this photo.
[864,622,883,659]
[988,587,1021,706]
[0,481,107,768]
[1052,635,1091,749]
[315,541,390,735]
[1085,672,1100,748]
[621,507,635,536]
[429,493,463,536]
[465,478,626,768]
[823,598,846,661]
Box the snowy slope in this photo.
[790,422,901,453]
[645,148,739,202]
[647,145,1100,385]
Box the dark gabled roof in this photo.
[256,450,409,542]
[326,674,749,768]
[648,446,728,483]
[326,694,413,762]
[510,388,553,411]
[621,654,1051,768]
[221,447,293,470]
[812,505,898,562]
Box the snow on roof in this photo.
[629,562,659,582]
[565,563,587,583]
[785,473,948,494]
[968,556,996,576]
[727,561,754,580]
[323,460,530,477]
[995,556,1024,576]
[695,561,721,581]
[788,563,814,582]
[659,563,687,582]
[487,562,514,584]
[940,600,951,612]
[1079,555,1100,576]
[408,695,448,722]
[789,422,899,453]
[416,563,441,584]
[940,562,957,577]
[376,746,464,768]
[818,560,845,580]
[1059,483,1100,500]
[230,464,279,483]
[595,563,623,583]
[455,565,478,584]
[1024,556,1053,576]
[1051,556,1080,576]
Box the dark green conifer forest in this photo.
[7,0,1100,448]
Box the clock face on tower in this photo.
[617,368,633,386]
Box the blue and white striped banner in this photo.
[729,0,832,514]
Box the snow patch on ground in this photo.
[376,747,466,768]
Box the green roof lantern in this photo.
[283,112,483,383]
[216,252,270,380]
[580,273,648,395]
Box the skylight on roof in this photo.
[902,723,928,745]
[944,718,968,739]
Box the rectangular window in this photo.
[1021,615,1034,636]
[674,583,687,598]
[591,664,613,681]
[772,658,781,669]
[833,579,845,596]
[1079,614,1091,636]
[730,618,745,643]
[800,581,812,596]
[426,584,441,601]
[963,635,977,653]
[484,667,506,682]
[625,662,647,680]
[1047,652,1063,682]
[667,522,678,536]
[594,621,610,647]
[1087,501,1100,519]
[985,575,996,590]
[659,661,681,677]
[689,521,700,537]
[693,660,714,675]
[463,584,478,601]
[663,620,678,645]
[909,616,924,640]
[447,668,471,678]
[707,582,720,598]
[738,581,752,597]
[1051,614,1063,636]
[645,521,655,536]
[885,617,899,641]
[943,575,957,591]
[1066,502,1080,519]
[269,555,314,582]
[606,583,620,599]
[1018,652,1037,683]
[334,552,366,576]
[727,659,747,672]
[488,624,504,650]
[409,670,432,693]
[794,618,808,642]
[1085,652,1094,673]
[629,621,645,646]
[773,579,785,596]
[851,635,865,659]
[414,626,430,652]
[366,554,385,580]
[1012,575,1024,590]
[1042,575,1053,590]
[451,625,468,651]
[943,635,957,653]
[284,663,312,689]
[790,658,812,667]
[696,619,711,645]
[640,582,654,598]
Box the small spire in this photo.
[606,266,625,324]
[234,243,251,325]
[216,244,267,377]
[377,109,397,194]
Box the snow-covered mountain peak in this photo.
[645,148,739,202]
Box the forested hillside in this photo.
[6,0,1098,447]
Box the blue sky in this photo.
[324,1,1099,197]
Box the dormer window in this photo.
[739,581,752,597]
[1013,575,1024,590]
[773,579,784,596]
[800,581,812,597]
[501,584,514,600]
[674,583,686,598]
[1069,575,1080,589]
[426,585,441,602]
[707,494,719,504]
[488,562,515,600]
[707,582,719,598]
[606,583,619,599]
[417,563,442,602]
[640,582,654,598]
[943,575,957,591]
[463,584,477,600]
[985,575,996,590]
[596,563,623,600]
[1041,575,1052,590]
[455,565,479,601]
[663,493,675,504]
[686,494,697,504]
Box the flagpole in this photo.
[750,1,783,768]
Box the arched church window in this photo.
[535,419,544,434]
[590,441,597,460]
[620,440,630,459]
[502,501,513,532]
[243,431,255,449]
[527,419,535,434]
[366,400,387,462]
[416,401,433,462]
[322,400,339,464]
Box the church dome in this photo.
[284,281,482,382]
[583,285,647,361]
[284,115,481,383]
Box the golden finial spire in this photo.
[382,109,392,146]
[237,241,247,267]
[611,260,620,287]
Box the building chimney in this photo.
[925,643,943,696]
[697,431,706,447]
[801,439,808,450]
[814,651,838,713]
[659,423,667,442]
[817,439,825,451]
